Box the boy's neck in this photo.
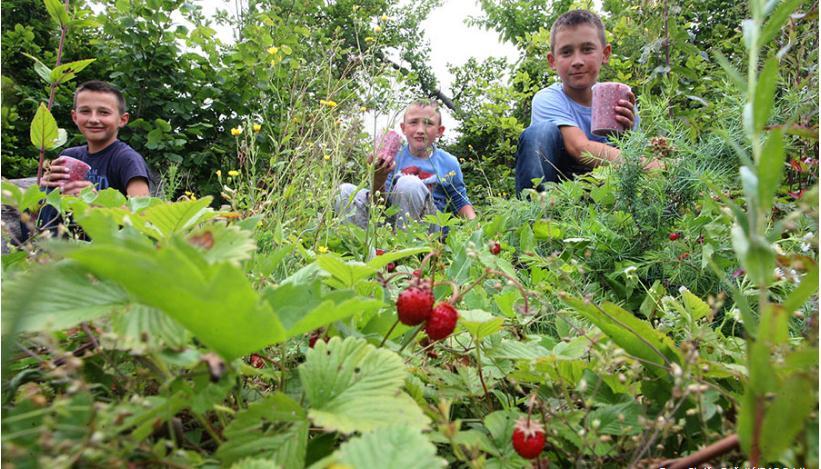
[562,83,593,107]
[87,138,118,154]
[408,145,434,158]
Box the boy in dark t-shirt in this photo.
[41,80,150,197]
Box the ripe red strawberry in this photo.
[668,232,681,241]
[490,241,501,255]
[425,302,458,341]
[512,418,545,459]
[386,262,396,272]
[396,286,435,325]
[249,353,265,369]
[678,252,690,260]
[308,330,323,348]
[412,269,423,278]
[375,248,385,256]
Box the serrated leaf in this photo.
[316,254,374,288]
[108,304,191,353]
[2,260,130,334]
[66,239,285,360]
[533,219,562,239]
[50,59,96,84]
[758,128,785,212]
[217,393,308,467]
[753,57,780,132]
[458,309,504,341]
[310,426,445,469]
[138,196,217,238]
[298,337,429,434]
[487,339,549,360]
[30,103,59,150]
[188,223,257,265]
[586,401,643,435]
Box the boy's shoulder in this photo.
[433,147,460,167]
[533,82,569,103]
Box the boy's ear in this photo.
[547,51,557,70]
[118,112,130,128]
[602,44,612,63]
[436,124,445,138]
[71,109,79,126]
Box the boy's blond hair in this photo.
[550,9,607,51]
[404,99,442,125]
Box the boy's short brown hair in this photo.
[550,9,607,50]
[74,80,127,115]
[404,99,442,125]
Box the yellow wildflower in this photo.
[230,127,242,136]
[253,123,262,132]
[373,25,382,33]
[364,36,375,43]
[267,46,279,55]
[320,99,338,108]
[359,106,367,112]
[228,170,240,177]
[381,15,388,22]
[324,154,331,161]
[317,245,329,254]
[216,170,222,178]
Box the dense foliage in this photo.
[1,0,818,467]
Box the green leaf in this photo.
[43,0,70,26]
[458,309,504,341]
[760,374,817,461]
[783,264,818,313]
[137,197,217,238]
[298,337,429,434]
[22,53,53,84]
[713,50,746,91]
[753,57,780,133]
[493,289,520,318]
[680,287,710,322]
[30,103,59,150]
[316,254,375,288]
[533,219,562,239]
[66,239,285,360]
[188,223,257,265]
[261,281,382,339]
[108,304,191,353]
[365,246,430,271]
[586,401,643,435]
[759,0,806,47]
[2,182,45,213]
[731,225,775,287]
[310,426,446,469]
[50,59,96,85]
[2,260,130,334]
[561,293,681,371]
[758,304,789,345]
[217,393,308,467]
[758,129,786,213]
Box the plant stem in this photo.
[474,339,492,408]
[379,318,400,347]
[37,0,70,185]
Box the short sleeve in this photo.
[531,86,579,128]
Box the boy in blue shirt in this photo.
[337,99,476,229]
[515,9,661,194]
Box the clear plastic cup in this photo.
[591,82,632,137]
[57,155,91,183]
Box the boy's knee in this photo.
[392,175,428,196]
[520,121,561,146]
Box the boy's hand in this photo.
[368,152,396,174]
[614,91,637,131]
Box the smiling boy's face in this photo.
[400,104,444,157]
[71,90,129,151]
[547,24,611,96]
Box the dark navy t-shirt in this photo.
[61,140,150,195]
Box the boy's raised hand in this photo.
[42,156,95,196]
[613,90,637,131]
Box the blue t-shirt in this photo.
[61,140,150,195]
[531,82,640,143]
[385,145,472,216]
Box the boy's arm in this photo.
[458,204,476,220]
[126,177,150,197]
[561,126,663,169]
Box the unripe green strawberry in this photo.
[425,302,458,341]
[512,418,545,459]
[396,286,435,326]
